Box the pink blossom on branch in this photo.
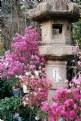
[41,76,81,121]
[0,27,52,106]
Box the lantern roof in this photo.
[28,0,80,22]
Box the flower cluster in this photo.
[22,77,52,106]
[42,75,81,121]
[19,54,52,106]
[0,27,52,106]
[0,27,41,77]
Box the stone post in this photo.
[28,0,80,106]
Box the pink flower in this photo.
[75,118,81,121]
[69,110,75,120]
[41,102,49,112]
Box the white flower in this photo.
[34,92,37,96]
[0,119,4,121]
[31,75,34,79]
[38,88,41,91]
[35,116,40,121]
[25,72,29,76]
[4,61,8,68]
[23,85,29,93]
[25,71,31,76]
[19,75,22,79]
[35,71,39,76]
[15,75,18,78]
[26,98,29,101]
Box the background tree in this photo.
[1,0,42,50]
[1,0,81,50]
[72,20,81,49]
[72,0,81,49]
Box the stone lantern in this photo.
[28,0,80,101]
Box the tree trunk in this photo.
[14,0,21,34]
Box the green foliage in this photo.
[0,79,12,99]
[19,106,37,121]
[0,96,45,121]
[18,105,46,121]
[0,40,5,55]
[0,77,45,121]
[0,97,22,121]
[0,77,19,99]
[0,77,22,120]
[72,19,81,49]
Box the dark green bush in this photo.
[0,79,12,99]
[0,96,22,120]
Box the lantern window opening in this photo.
[52,24,63,35]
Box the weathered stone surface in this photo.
[28,0,80,22]
[39,45,75,58]
[46,61,67,89]
[41,20,71,44]
[47,60,67,103]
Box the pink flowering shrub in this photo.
[42,76,81,121]
[22,77,52,106]
[41,49,81,120]
[0,27,52,106]
[0,28,41,77]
